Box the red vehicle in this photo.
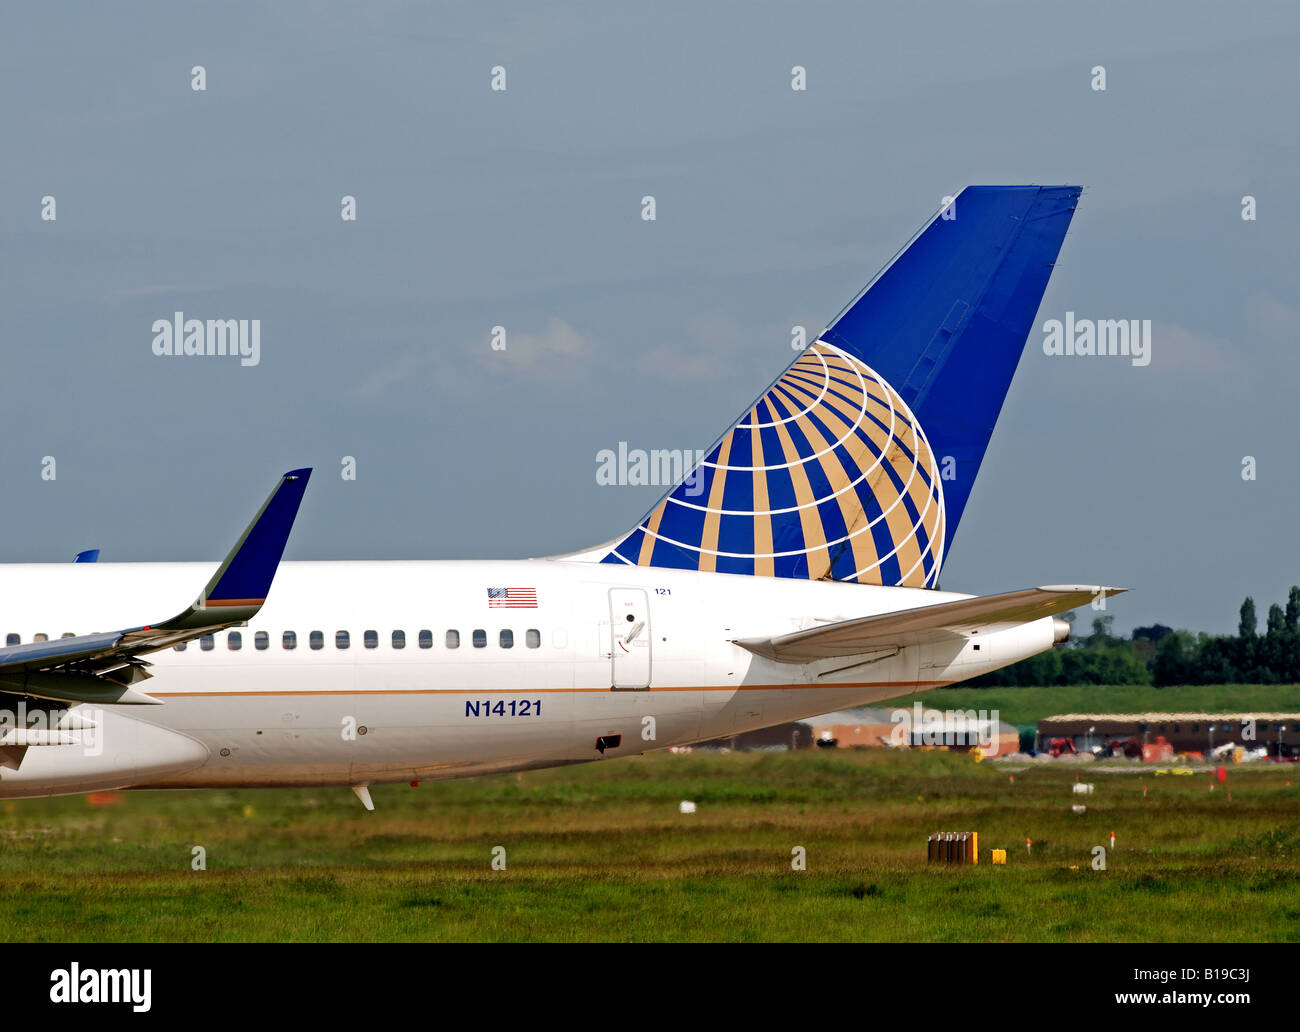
[1048,737,1077,757]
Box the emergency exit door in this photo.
[609,588,651,690]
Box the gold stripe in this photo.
[775,376,881,578]
[697,434,733,573]
[887,421,925,581]
[895,423,938,586]
[785,344,940,586]
[764,389,830,578]
[789,365,896,464]
[638,504,665,565]
[871,438,917,582]
[769,383,870,580]
[802,363,926,584]
[750,405,774,576]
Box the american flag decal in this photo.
[486,587,538,609]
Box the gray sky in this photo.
[2,1,1298,634]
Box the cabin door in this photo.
[609,587,652,690]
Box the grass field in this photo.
[2,745,1297,942]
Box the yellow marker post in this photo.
[992,849,1006,866]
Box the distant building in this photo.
[804,707,1019,754]
[1036,713,1300,758]
[694,706,1021,753]
[802,708,898,749]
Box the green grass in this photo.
[880,683,1300,726]
[1,748,1297,942]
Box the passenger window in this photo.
[336,631,350,650]
[200,635,214,651]
[255,631,269,651]
[364,630,378,649]
[228,631,242,651]
[526,629,541,649]
[283,630,297,650]
[418,629,433,649]
[472,629,486,648]
[445,630,460,649]
[174,642,187,652]
[33,633,48,642]
[392,630,406,650]
[61,632,75,638]
[310,631,324,650]
[500,629,514,649]
[5,633,18,646]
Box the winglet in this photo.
[0,469,312,704]
[161,468,312,630]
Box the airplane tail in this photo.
[587,185,1081,587]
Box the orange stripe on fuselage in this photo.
[148,680,951,698]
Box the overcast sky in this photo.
[2,1,1298,634]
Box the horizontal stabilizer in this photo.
[734,585,1124,662]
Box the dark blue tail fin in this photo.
[595,186,1080,586]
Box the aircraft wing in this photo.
[733,585,1125,663]
[0,468,311,704]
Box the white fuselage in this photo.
[0,560,1055,797]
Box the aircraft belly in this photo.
[130,684,711,788]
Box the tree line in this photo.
[967,587,1300,687]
